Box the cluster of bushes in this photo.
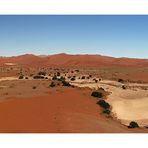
[33,75,45,79]
[38,71,46,76]
[19,75,29,80]
[91,91,103,98]
[51,75,71,87]
[96,100,111,115]
[91,91,111,115]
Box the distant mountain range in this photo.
[0,53,148,68]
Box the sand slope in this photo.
[71,80,148,127]
[0,85,137,133]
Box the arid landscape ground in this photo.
[0,53,148,133]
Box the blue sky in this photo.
[0,15,148,58]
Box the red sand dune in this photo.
[0,53,148,68]
[0,87,133,133]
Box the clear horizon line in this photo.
[0,52,148,60]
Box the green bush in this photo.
[128,121,139,128]
[62,80,71,87]
[96,100,110,109]
[91,91,103,98]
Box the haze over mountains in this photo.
[0,53,148,68]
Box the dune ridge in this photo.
[0,53,148,68]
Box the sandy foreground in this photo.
[0,77,147,132]
[0,77,132,133]
[71,79,148,127]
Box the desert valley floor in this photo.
[0,53,148,133]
